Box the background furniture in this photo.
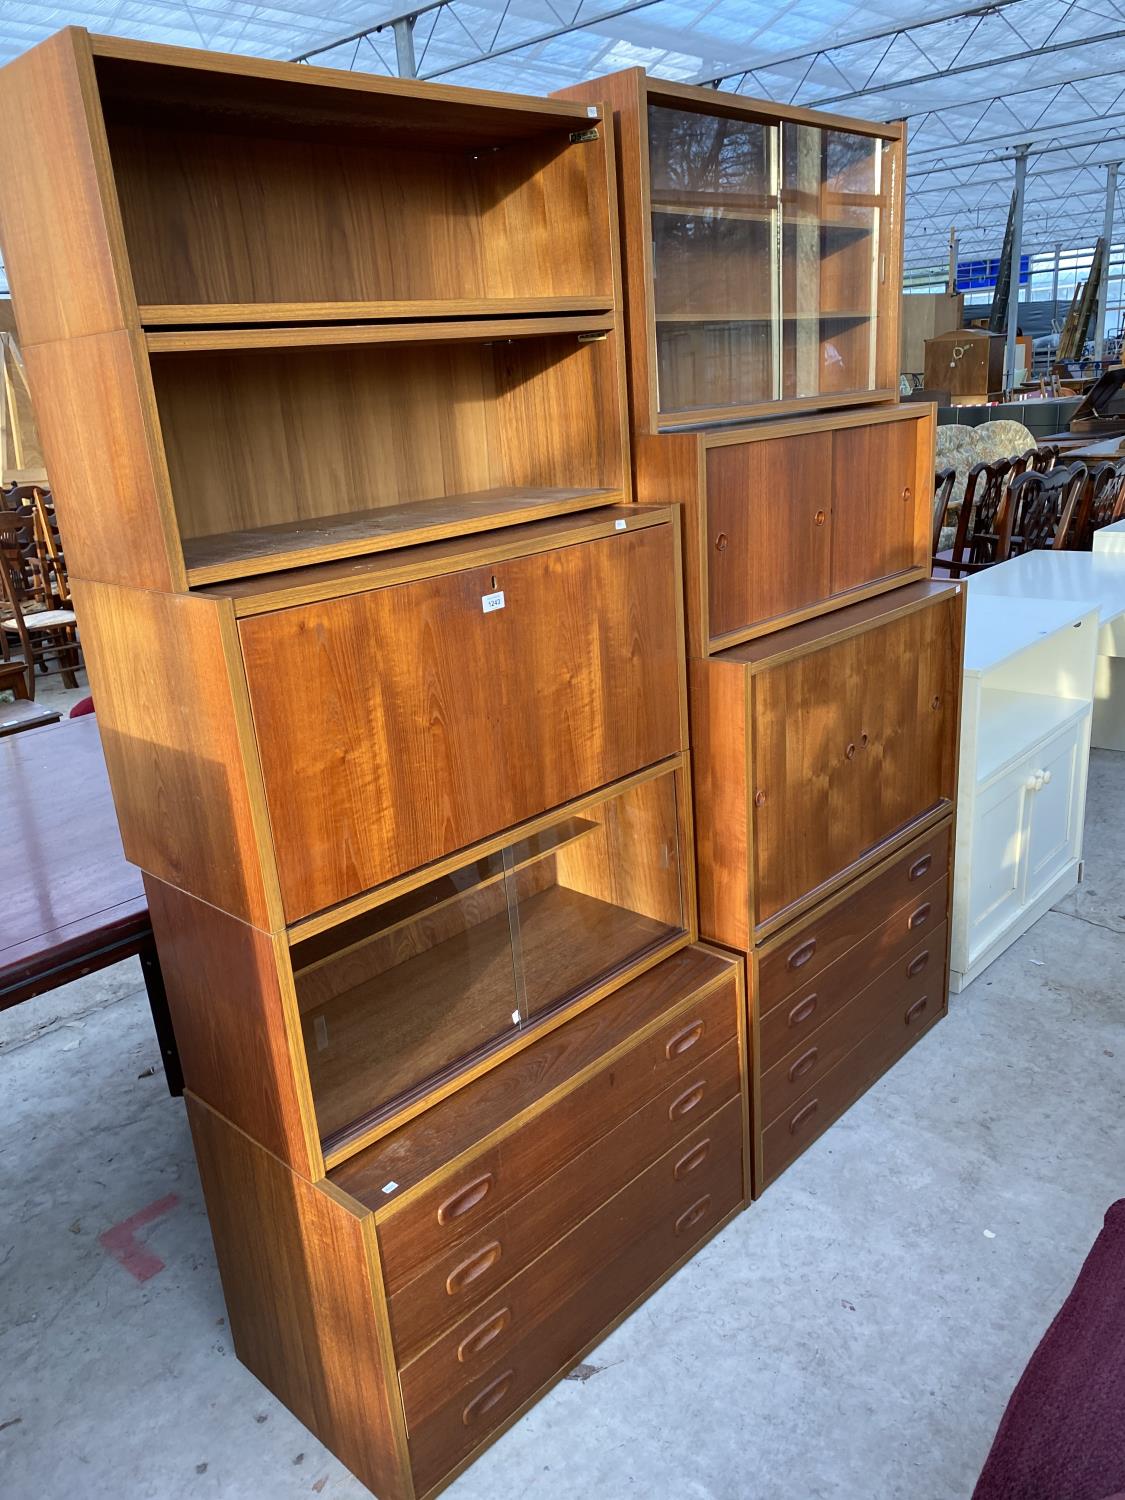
[901,291,963,381]
[0,31,749,1499]
[925,329,1005,404]
[951,592,1097,992]
[970,549,1125,752]
[1094,517,1125,553]
[560,69,904,430]
[0,716,179,1089]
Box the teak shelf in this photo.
[556,68,904,430]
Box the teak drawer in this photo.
[375,970,739,1297]
[761,972,946,1186]
[760,923,947,1125]
[239,522,685,921]
[757,819,952,1019]
[387,1039,742,1359]
[402,1098,743,1492]
[692,583,963,944]
[758,877,948,1064]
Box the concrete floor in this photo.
[2,751,1122,1500]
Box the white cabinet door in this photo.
[969,760,1032,961]
[1025,723,1083,903]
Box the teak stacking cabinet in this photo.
[0,27,632,589]
[635,403,935,655]
[556,68,904,430]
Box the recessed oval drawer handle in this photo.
[905,996,929,1025]
[907,950,931,978]
[788,993,818,1027]
[787,938,817,971]
[673,1139,711,1180]
[788,1046,819,1083]
[446,1241,502,1297]
[462,1370,514,1426]
[665,1020,704,1059]
[908,902,932,930]
[789,1099,819,1135]
[669,1082,705,1120]
[674,1195,712,1235]
[458,1307,512,1364]
[908,853,933,881]
[438,1173,494,1225]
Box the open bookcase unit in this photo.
[0,29,631,592]
[556,69,904,430]
[148,319,628,583]
[291,765,692,1162]
[96,36,618,322]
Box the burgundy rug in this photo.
[974,1200,1125,1500]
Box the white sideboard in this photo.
[970,548,1125,751]
[951,591,1099,992]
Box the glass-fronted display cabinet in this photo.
[290,766,691,1158]
[561,70,903,430]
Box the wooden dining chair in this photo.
[1000,462,1089,557]
[1067,460,1125,549]
[0,513,81,695]
[932,466,958,558]
[942,457,1015,577]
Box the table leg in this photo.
[139,934,183,1097]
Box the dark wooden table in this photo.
[0,715,181,1091]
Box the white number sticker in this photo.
[481,589,505,613]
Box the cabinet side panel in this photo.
[876,132,905,395]
[146,876,320,1177]
[23,330,183,591]
[187,1098,412,1500]
[0,28,136,344]
[71,578,281,929]
[689,659,750,951]
[635,433,705,658]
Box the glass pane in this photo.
[648,104,777,413]
[781,123,881,400]
[293,849,521,1146]
[517,773,687,1021]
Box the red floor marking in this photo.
[99,1192,180,1283]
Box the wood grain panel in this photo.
[187,1099,412,1500]
[239,525,683,920]
[751,591,960,925]
[707,432,832,639]
[0,28,136,345]
[108,125,610,309]
[689,657,752,953]
[633,432,706,656]
[830,417,920,594]
[71,579,281,929]
[23,330,183,591]
[146,876,320,1177]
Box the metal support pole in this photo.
[1051,242,1061,324]
[1094,162,1119,362]
[1005,147,1028,395]
[393,14,417,78]
[948,226,958,295]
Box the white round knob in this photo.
[1042,769,1052,785]
[1025,776,1038,791]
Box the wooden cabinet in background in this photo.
[637,403,935,654]
[557,68,905,430]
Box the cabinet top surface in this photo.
[1093,519,1125,553]
[711,579,961,672]
[962,594,1099,676]
[969,551,1125,626]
